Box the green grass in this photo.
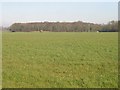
[0,32,1,89]
[2,32,118,88]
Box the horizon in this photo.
[1,20,118,28]
[2,20,118,27]
[1,2,118,27]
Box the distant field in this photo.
[2,32,118,88]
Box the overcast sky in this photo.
[1,1,118,27]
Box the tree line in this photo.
[9,21,118,32]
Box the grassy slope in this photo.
[2,32,118,88]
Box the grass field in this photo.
[0,32,1,89]
[2,32,118,88]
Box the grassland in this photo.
[0,32,2,89]
[2,32,118,88]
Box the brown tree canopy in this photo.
[9,21,118,32]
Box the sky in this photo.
[1,1,118,27]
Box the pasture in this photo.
[2,32,118,88]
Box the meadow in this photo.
[2,32,118,88]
